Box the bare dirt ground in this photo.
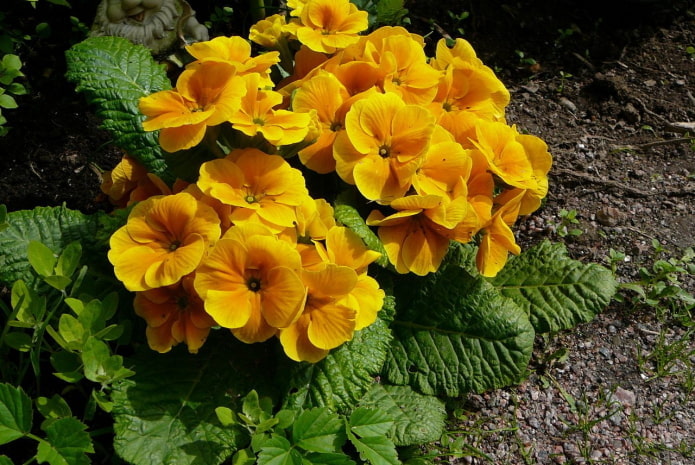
[0,1,693,464]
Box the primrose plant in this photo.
[0,0,618,463]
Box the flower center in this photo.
[247,277,261,292]
[176,296,188,310]
[330,121,342,132]
[378,145,391,158]
[168,240,182,251]
[253,117,266,126]
[245,194,258,204]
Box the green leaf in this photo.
[0,383,32,445]
[0,94,17,109]
[384,266,534,397]
[491,240,618,333]
[36,417,94,465]
[81,337,134,384]
[4,331,32,351]
[0,455,13,465]
[346,431,399,465]
[28,241,57,277]
[303,452,356,465]
[65,36,173,181]
[10,280,45,325]
[55,241,82,278]
[257,435,303,465]
[215,407,237,427]
[111,337,269,465]
[292,408,345,453]
[0,206,100,288]
[357,385,444,447]
[348,408,393,438]
[283,317,392,413]
[333,204,388,267]
[36,395,72,420]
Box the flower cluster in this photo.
[105,0,551,359]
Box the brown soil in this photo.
[1,1,694,463]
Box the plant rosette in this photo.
[0,1,618,463]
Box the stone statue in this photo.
[90,0,209,56]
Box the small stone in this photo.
[611,386,636,407]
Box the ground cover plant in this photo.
[0,0,693,464]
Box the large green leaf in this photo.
[65,36,172,180]
[283,315,392,413]
[0,383,32,445]
[491,240,618,333]
[356,385,444,447]
[111,336,275,465]
[292,408,345,453]
[384,266,534,397]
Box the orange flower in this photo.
[197,148,310,232]
[430,38,509,121]
[108,192,221,291]
[412,126,472,198]
[185,36,280,85]
[279,264,358,362]
[229,73,311,146]
[139,61,246,152]
[333,92,435,203]
[476,191,524,277]
[294,0,368,54]
[366,195,460,276]
[249,14,289,48]
[101,154,170,208]
[134,274,216,353]
[379,35,442,105]
[194,224,306,343]
[292,72,352,173]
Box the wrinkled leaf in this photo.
[283,317,392,413]
[384,265,534,397]
[65,36,172,180]
[357,384,444,447]
[492,240,618,333]
[36,417,93,465]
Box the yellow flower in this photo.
[186,36,280,84]
[294,0,368,54]
[134,274,216,354]
[430,38,510,121]
[249,14,288,48]
[194,225,306,343]
[334,92,435,203]
[292,72,351,173]
[379,35,442,105]
[412,126,472,198]
[279,264,358,362]
[366,195,455,276]
[139,61,246,152]
[476,191,523,277]
[101,154,171,208]
[229,73,311,146]
[108,193,221,291]
[197,148,310,233]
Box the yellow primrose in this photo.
[430,39,510,121]
[134,274,216,354]
[412,126,472,198]
[294,0,368,54]
[472,120,537,190]
[292,72,352,173]
[379,35,442,105]
[101,154,171,208]
[139,60,246,153]
[279,264,358,362]
[249,14,288,48]
[229,73,311,146]
[197,148,310,233]
[333,92,436,203]
[194,224,306,343]
[108,192,221,291]
[316,226,382,275]
[366,195,455,276]
[476,190,523,277]
[185,36,280,84]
